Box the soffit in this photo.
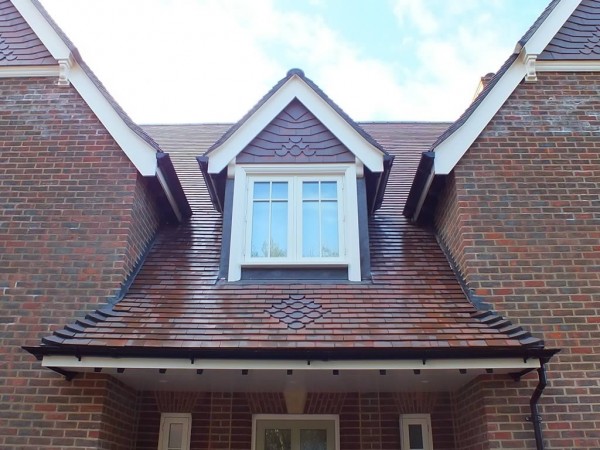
[39,356,542,393]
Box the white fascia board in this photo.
[522,0,581,56]
[0,65,59,77]
[12,0,158,177]
[537,60,600,71]
[207,75,384,174]
[433,56,526,175]
[12,0,71,59]
[433,0,581,176]
[42,355,541,371]
[67,63,157,175]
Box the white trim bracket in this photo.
[524,54,538,83]
[57,57,72,85]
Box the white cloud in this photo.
[39,0,547,123]
[393,0,439,35]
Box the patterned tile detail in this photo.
[275,136,316,157]
[265,295,329,330]
[0,36,16,62]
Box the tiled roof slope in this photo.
[41,122,543,354]
[539,0,600,59]
[0,0,55,65]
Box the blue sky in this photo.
[40,0,549,124]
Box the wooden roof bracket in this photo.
[47,366,77,381]
[57,56,72,85]
[524,52,539,83]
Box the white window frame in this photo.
[158,413,192,450]
[245,175,345,263]
[229,164,361,281]
[399,414,433,450]
[252,414,340,450]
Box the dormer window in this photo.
[229,164,360,280]
[197,69,392,283]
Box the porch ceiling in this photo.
[41,356,541,393]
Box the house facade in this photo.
[1,0,598,449]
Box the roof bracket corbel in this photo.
[510,367,534,382]
[524,54,538,83]
[48,366,77,382]
[57,57,72,86]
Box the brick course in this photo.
[0,77,161,449]
[436,72,600,450]
[134,391,455,450]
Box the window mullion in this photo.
[293,177,300,261]
[267,183,273,258]
[318,182,323,258]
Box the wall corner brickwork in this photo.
[0,77,161,449]
[434,72,600,449]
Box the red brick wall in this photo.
[134,391,455,450]
[98,376,140,450]
[435,72,600,449]
[0,77,160,449]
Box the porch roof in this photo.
[28,122,552,359]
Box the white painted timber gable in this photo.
[9,0,158,177]
[432,0,582,176]
[206,74,386,175]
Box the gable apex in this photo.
[205,69,387,174]
[405,0,582,223]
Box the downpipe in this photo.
[526,364,547,450]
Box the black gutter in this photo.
[371,154,394,213]
[197,155,224,213]
[23,344,560,363]
[155,152,192,220]
[527,363,548,450]
[403,151,435,220]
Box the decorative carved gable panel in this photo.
[237,99,355,164]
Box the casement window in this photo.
[229,164,361,281]
[247,177,343,261]
[400,414,433,450]
[253,415,339,450]
[158,413,191,450]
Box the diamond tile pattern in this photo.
[42,122,537,352]
[265,295,330,330]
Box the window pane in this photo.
[321,201,339,257]
[251,202,269,257]
[300,429,327,450]
[265,428,291,450]
[254,182,270,200]
[167,422,183,449]
[270,201,288,257]
[272,182,288,200]
[302,200,320,257]
[302,182,319,200]
[408,424,424,450]
[320,181,337,199]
